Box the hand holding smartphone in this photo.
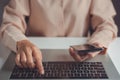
[70,44,104,56]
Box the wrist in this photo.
[17,40,30,51]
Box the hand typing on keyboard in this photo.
[15,40,44,75]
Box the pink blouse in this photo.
[0,0,118,52]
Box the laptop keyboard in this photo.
[10,62,108,79]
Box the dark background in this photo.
[112,0,120,36]
[0,0,120,36]
[0,0,9,26]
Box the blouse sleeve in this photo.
[0,0,30,52]
[87,0,118,54]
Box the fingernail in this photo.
[41,70,44,74]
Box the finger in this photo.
[36,60,44,75]
[33,47,44,74]
[88,51,100,58]
[20,52,27,68]
[81,55,90,62]
[15,53,23,68]
[92,43,103,48]
[69,47,82,62]
[25,47,35,68]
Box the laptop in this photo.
[0,49,120,80]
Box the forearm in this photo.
[88,0,118,54]
[0,0,30,52]
[87,22,118,54]
[2,26,28,52]
[87,30,115,47]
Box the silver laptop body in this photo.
[0,49,120,80]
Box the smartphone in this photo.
[70,44,104,56]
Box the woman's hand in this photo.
[69,44,102,62]
[15,40,44,74]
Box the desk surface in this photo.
[0,37,120,75]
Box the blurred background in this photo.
[0,0,120,36]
